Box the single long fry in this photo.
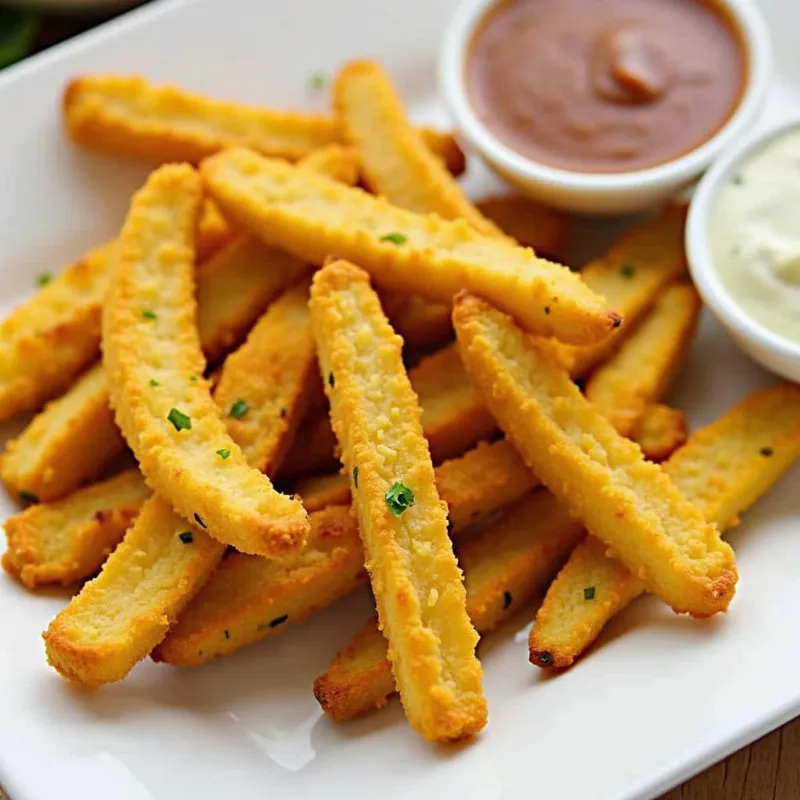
[309,260,485,742]
[153,506,366,665]
[103,165,308,557]
[453,292,737,616]
[530,383,800,668]
[43,495,224,687]
[212,278,316,474]
[202,148,619,345]
[586,283,701,436]
[334,60,501,237]
[475,196,570,257]
[63,74,465,175]
[313,491,584,720]
[0,364,125,503]
[3,469,150,589]
[633,403,688,463]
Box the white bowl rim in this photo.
[686,117,800,365]
[439,0,774,196]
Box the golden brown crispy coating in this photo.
[202,148,619,345]
[102,164,308,558]
[333,60,502,237]
[196,198,236,263]
[309,259,486,742]
[153,506,366,665]
[212,279,316,474]
[0,364,125,503]
[3,469,150,589]
[313,491,584,721]
[453,292,737,617]
[529,383,800,669]
[43,495,224,687]
[63,74,465,174]
[634,404,688,463]
[585,283,701,436]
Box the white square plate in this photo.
[1,1,800,798]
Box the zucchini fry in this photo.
[103,165,308,558]
[212,278,316,474]
[633,403,688,463]
[0,364,125,503]
[585,283,701,436]
[453,293,737,617]
[63,74,465,175]
[313,491,584,721]
[3,469,150,589]
[196,198,236,263]
[530,383,800,668]
[310,260,486,742]
[43,495,225,687]
[333,60,502,237]
[202,148,620,345]
[475,195,570,257]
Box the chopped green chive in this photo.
[309,71,327,90]
[190,375,198,382]
[380,232,407,245]
[179,531,194,544]
[19,490,39,504]
[352,466,359,488]
[537,651,554,666]
[584,586,596,600]
[328,372,335,388]
[37,273,51,287]
[503,591,512,610]
[148,378,160,388]
[760,447,774,457]
[194,513,207,529]
[385,481,414,516]
[544,305,550,315]
[217,448,231,460]
[258,615,289,631]
[620,263,636,278]
[167,408,191,431]
[229,399,249,419]
[142,309,157,320]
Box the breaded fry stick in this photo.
[634,404,688,463]
[212,278,316,473]
[153,506,366,665]
[530,383,800,668]
[453,293,737,616]
[3,469,150,589]
[0,364,125,503]
[585,283,701,436]
[43,495,224,687]
[309,260,485,742]
[202,148,619,345]
[475,196,570,257]
[103,165,308,558]
[313,491,584,721]
[63,74,465,175]
[298,144,361,186]
[333,60,502,237]
[196,198,236,263]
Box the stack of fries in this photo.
[2,61,799,743]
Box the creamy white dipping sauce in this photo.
[709,127,800,344]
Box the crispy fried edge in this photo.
[201,148,619,345]
[310,259,486,742]
[453,292,737,617]
[633,404,688,463]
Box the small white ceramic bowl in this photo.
[439,0,774,214]
[686,119,800,384]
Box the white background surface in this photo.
[0,1,800,798]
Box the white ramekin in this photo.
[439,0,774,214]
[686,119,800,383]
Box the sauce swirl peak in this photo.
[467,0,747,174]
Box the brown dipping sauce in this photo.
[467,0,747,173]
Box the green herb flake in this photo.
[380,232,407,245]
[229,399,249,419]
[190,375,198,382]
[537,651,554,666]
[352,466,359,488]
[309,71,327,90]
[503,591,512,610]
[179,531,194,544]
[544,305,550,315]
[328,372,335,388]
[37,273,51,287]
[385,481,415,516]
[18,490,39,504]
[142,309,157,320]
[584,585,596,600]
[148,378,160,388]
[620,263,636,279]
[168,408,192,431]
[217,448,231,460]
[760,447,774,457]
[194,513,207,529]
